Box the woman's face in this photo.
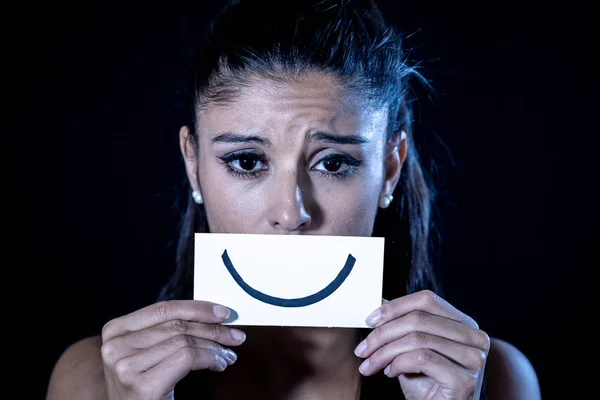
[181,73,405,236]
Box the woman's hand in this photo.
[354,290,490,400]
[100,300,246,400]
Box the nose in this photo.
[266,170,312,232]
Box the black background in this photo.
[11,1,596,398]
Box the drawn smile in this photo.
[220,250,356,307]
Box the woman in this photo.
[46,0,541,399]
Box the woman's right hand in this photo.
[100,300,246,400]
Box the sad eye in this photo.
[231,154,264,172]
[312,154,361,176]
[218,151,362,179]
[316,158,343,172]
[218,152,267,178]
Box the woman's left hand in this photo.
[354,290,490,400]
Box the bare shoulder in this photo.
[46,335,107,400]
[484,337,541,400]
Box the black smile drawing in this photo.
[221,249,356,307]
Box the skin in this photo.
[45,73,541,400]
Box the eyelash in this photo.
[217,151,362,180]
[217,151,266,179]
[314,153,362,179]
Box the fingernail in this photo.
[216,356,227,371]
[366,310,382,327]
[213,305,231,319]
[359,359,370,375]
[384,365,391,376]
[354,340,367,357]
[230,328,246,342]
[224,349,237,363]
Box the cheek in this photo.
[197,162,263,233]
[203,186,264,233]
[326,196,378,236]
[315,172,383,236]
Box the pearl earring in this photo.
[192,190,203,205]
[379,194,393,209]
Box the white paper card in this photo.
[193,233,385,327]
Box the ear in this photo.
[179,125,200,191]
[380,130,408,198]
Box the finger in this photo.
[115,319,246,351]
[102,300,232,341]
[383,349,477,395]
[357,331,486,376]
[132,347,228,398]
[101,321,244,367]
[366,290,478,329]
[114,334,237,380]
[356,311,490,358]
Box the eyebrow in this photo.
[309,131,369,145]
[211,131,369,146]
[211,132,272,146]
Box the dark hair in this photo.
[159,0,441,303]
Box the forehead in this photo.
[197,73,388,140]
